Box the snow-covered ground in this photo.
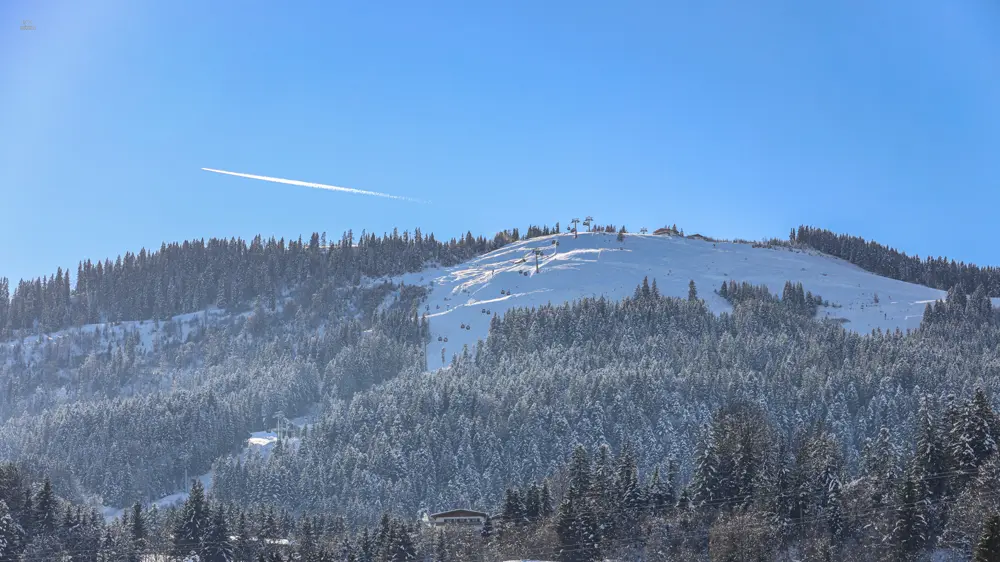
[102,470,213,521]
[0,307,236,367]
[394,232,968,371]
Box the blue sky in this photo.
[2,0,998,284]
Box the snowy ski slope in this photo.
[394,231,960,371]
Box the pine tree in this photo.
[480,515,493,540]
[591,444,615,515]
[614,445,643,543]
[690,423,719,505]
[540,482,554,517]
[338,536,354,562]
[173,479,209,559]
[951,388,999,485]
[862,427,900,508]
[647,466,674,516]
[0,500,25,562]
[912,396,948,502]
[434,530,447,562]
[296,516,316,560]
[891,476,928,559]
[922,302,934,324]
[359,528,375,562]
[127,502,145,562]
[688,279,698,301]
[524,484,541,519]
[975,514,1000,562]
[390,521,415,562]
[203,506,234,562]
[33,478,56,535]
[568,446,591,500]
[501,488,525,523]
[556,496,600,562]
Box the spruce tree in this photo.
[912,396,948,502]
[127,502,145,562]
[234,511,251,562]
[690,423,720,506]
[975,514,1000,562]
[173,479,209,559]
[647,466,674,516]
[524,484,541,519]
[891,477,928,559]
[540,482,554,517]
[434,530,447,562]
[614,444,643,541]
[33,478,56,535]
[0,500,24,562]
[502,488,525,523]
[568,446,591,500]
[390,521,415,562]
[556,496,600,562]
[203,506,234,562]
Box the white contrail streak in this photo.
[201,168,421,202]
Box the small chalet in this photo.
[422,509,488,527]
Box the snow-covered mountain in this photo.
[393,231,955,371]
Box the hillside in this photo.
[3,225,1000,561]
[399,231,951,370]
[0,227,1000,558]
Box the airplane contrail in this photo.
[201,168,422,202]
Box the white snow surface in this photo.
[393,232,954,371]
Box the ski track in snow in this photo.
[392,232,979,371]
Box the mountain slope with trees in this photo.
[2,222,1000,561]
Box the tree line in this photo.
[0,224,570,339]
[793,225,1000,296]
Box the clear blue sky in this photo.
[2,0,998,284]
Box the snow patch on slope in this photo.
[394,232,951,371]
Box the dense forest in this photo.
[0,224,567,339]
[6,395,1000,562]
[3,223,1000,560]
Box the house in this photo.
[653,225,681,236]
[422,509,488,526]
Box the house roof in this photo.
[429,509,488,518]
